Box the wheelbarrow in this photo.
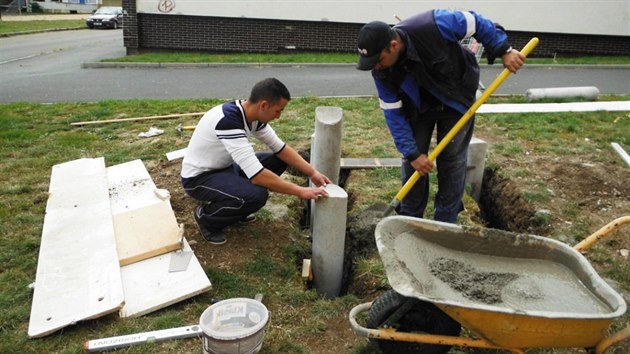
[349,215,630,354]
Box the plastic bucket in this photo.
[199,298,269,354]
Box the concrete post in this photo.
[309,106,343,229]
[465,137,488,202]
[311,184,347,298]
[312,106,343,185]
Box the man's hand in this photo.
[411,154,433,175]
[502,49,525,73]
[299,186,329,200]
[310,170,332,187]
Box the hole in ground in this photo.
[294,165,547,299]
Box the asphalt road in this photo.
[1,29,629,103]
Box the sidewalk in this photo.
[2,14,88,21]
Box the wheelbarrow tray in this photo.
[375,216,627,348]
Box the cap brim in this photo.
[356,53,380,71]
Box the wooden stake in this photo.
[71,112,205,126]
[301,259,313,281]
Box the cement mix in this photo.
[396,231,611,315]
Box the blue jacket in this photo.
[373,9,510,160]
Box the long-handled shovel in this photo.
[382,37,540,217]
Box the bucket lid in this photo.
[199,298,269,340]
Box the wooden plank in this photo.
[107,160,182,266]
[112,203,183,266]
[28,158,124,338]
[70,112,204,126]
[119,238,212,318]
[339,158,401,169]
[166,147,187,161]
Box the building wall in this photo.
[134,0,630,37]
[102,0,121,6]
[122,0,630,57]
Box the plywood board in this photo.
[119,238,212,318]
[112,202,182,266]
[28,158,124,338]
[107,160,181,266]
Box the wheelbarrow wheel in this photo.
[367,289,461,354]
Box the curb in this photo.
[81,62,630,70]
[0,26,86,37]
[81,62,358,69]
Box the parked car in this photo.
[86,7,124,29]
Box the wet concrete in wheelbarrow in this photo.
[430,257,518,304]
[393,231,613,315]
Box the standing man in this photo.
[356,9,525,223]
[181,78,331,244]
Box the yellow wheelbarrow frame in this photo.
[349,216,630,353]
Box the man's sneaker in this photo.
[238,214,256,224]
[202,230,227,245]
[194,207,226,245]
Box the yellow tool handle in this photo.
[383,37,539,217]
[573,215,630,253]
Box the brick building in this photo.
[121,0,629,58]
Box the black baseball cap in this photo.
[356,21,395,71]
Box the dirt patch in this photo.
[147,159,297,271]
[479,167,547,234]
[481,154,630,240]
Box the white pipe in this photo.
[611,143,630,167]
[525,86,600,101]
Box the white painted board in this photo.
[166,148,187,161]
[478,101,630,114]
[119,238,211,318]
[28,158,124,338]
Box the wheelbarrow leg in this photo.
[595,326,630,354]
[349,301,526,353]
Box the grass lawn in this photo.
[2,17,629,354]
[1,96,629,353]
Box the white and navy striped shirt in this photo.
[181,100,285,179]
